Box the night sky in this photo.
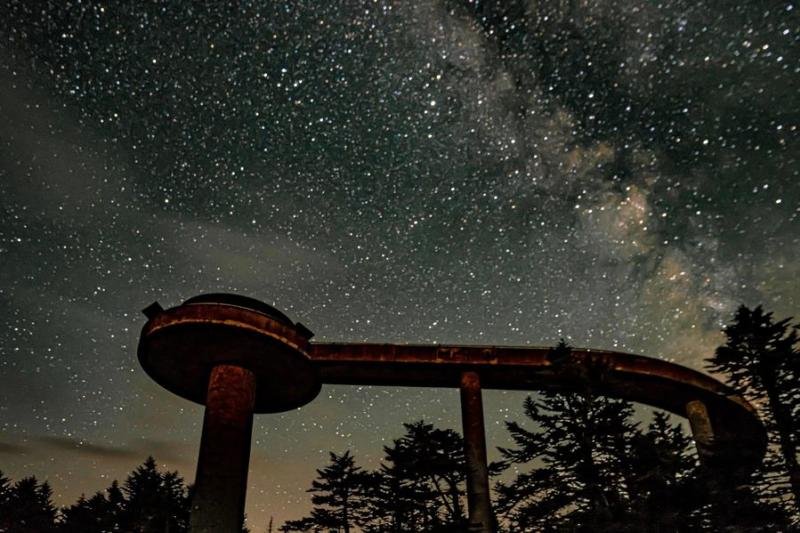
[1,0,797,528]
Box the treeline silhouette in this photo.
[1,305,798,532]
[0,457,249,533]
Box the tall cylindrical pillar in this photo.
[460,370,494,533]
[686,399,715,463]
[190,364,257,533]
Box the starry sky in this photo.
[1,0,797,528]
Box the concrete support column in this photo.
[460,370,494,533]
[190,364,257,533]
[686,400,715,463]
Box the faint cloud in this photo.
[36,436,144,460]
[0,64,123,222]
[0,440,29,455]
[33,435,188,465]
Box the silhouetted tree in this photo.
[279,516,318,532]
[495,342,637,530]
[364,455,435,532]
[283,451,372,533]
[106,480,126,526]
[1,476,57,532]
[495,392,640,530]
[628,413,787,532]
[60,494,104,533]
[493,341,711,531]
[1,460,261,532]
[283,422,466,533]
[118,456,190,533]
[623,412,704,531]
[387,421,465,531]
[706,305,800,519]
[0,471,12,529]
[365,421,466,532]
[59,480,125,533]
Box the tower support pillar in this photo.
[460,370,494,533]
[190,364,256,533]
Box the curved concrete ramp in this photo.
[309,342,766,473]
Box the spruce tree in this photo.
[59,494,100,533]
[278,516,317,532]
[4,476,57,532]
[366,421,466,532]
[384,421,465,531]
[59,480,126,533]
[106,480,126,524]
[120,456,190,533]
[366,454,436,532]
[706,305,800,519]
[494,341,706,531]
[495,390,640,531]
[0,471,12,531]
[283,450,371,533]
[623,412,702,531]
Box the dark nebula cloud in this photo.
[1,0,797,526]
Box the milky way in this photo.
[1,1,797,527]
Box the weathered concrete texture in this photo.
[139,295,323,533]
[686,400,715,463]
[138,297,320,413]
[460,371,494,533]
[190,365,257,533]
[309,342,766,476]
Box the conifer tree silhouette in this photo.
[283,450,371,533]
[2,476,57,532]
[118,456,189,533]
[495,341,708,531]
[706,305,799,522]
[282,422,467,533]
[367,420,466,532]
[0,471,12,531]
[623,412,703,530]
[59,479,126,533]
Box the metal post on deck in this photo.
[460,370,494,533]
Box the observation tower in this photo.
[138,293,766,533]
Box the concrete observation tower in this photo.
[138,293,767,533]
